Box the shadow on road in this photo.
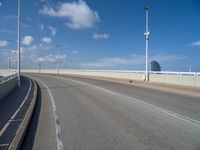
[39,82,120,90]
[21,83,41,150]
[0,76,29,129]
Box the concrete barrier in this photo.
[149,72,200,87]
[22,69,200,88]
[0,73,18,100]
[8,79,38,150]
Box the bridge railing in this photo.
[0,73,18,83]
[149,71,200,76]
[66,69,200,76]
[22,69,200,87]
[0,70,18,100]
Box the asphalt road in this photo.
[0,76,31,149]
[23,74,200,150]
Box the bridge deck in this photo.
[0,76,34,150]
[22,74,200,150]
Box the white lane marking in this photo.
[55,76,200,128]
[35,78,64,150]
[0,143,9,147]
[8,119,23,122]
[0,79,32,136]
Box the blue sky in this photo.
[0,0,200,71]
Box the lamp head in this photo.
[144,6,149,11]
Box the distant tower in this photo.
[150,60,161,71]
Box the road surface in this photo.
[0,76,32,149]
[22,74,200,150]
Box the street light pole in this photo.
[56,45,59,74]
[39,62,41,73]
[144,6,149,82]
[17,0,21,87]
[8,53,10,72]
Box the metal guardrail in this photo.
[0,72,18,101]
[0,69,16,76]
[22,69,200,87]
[149,71,200,76]
[60,69,200,76]
[22,69,200,77]
[0,73,18,83]
[79,70,145,73]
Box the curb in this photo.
[8,79,38,150]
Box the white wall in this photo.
[0,76,18,100]
[0,70,18,100]
[22,69,200,88]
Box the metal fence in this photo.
[61,69,200,76]
[0,70,17,83]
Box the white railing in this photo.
[22,69,200,87]
[0,70,18,100]
[149,71,200,76]
[0,73,18,83]
[62,69,200,76]
[61,69,199,74]
[0,69,17,76]
[23,69,200,76]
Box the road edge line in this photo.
[34,78,64,150]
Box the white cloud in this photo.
[0,40,8,47]
[36,54,66,64]
[39,0,100,29]
[3,43,52,68]
[22,36,34,46]
[81,54,186,69]
[17,43,51,58]
[10,49,18,63]
[0,29,15,34]
[22,23,30,28]
[82,55,145,68]
[190,40,200,47]
[92,33,110,40]
[41,37,52,44]
[23,45,38,52]
[4,15,17,21]
[39,0,49,3]
[48,26,57,36]
[40,0,48,2]
[71,50,78,54]
[40,24,44,30]
[26,17,33,22]
[152,54,186,62]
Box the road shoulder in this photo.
[21,79,57,150]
